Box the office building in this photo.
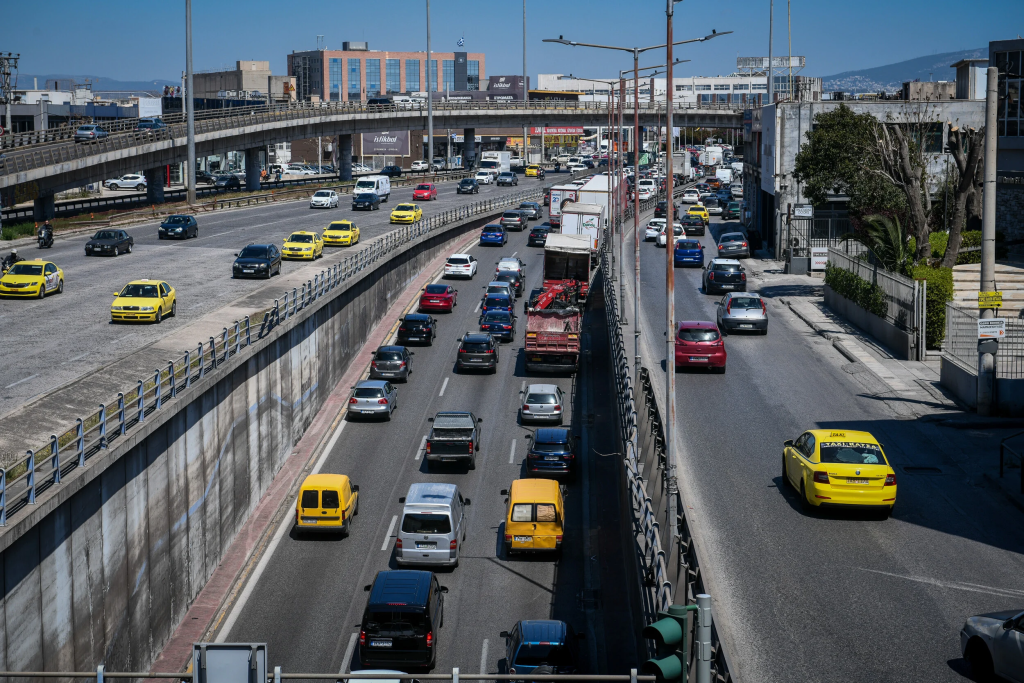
[192,61,296,102]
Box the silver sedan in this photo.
[716,292,768,334]
[347,380,398,420]
[716,232,750,259]
[960,609,1024,682]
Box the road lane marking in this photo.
[439,377,449,396]
[509,439,517,464]
[339,632,359,674]
[414,435,427,460]
[312,419,349,474]
[382,515,398,551]
[859,568,1024,599]
[4,374,38,389]
[474,301,482,313]
[511,251,518,257]
[479,638,490,675]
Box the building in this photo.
[287,43,485,102]
[191,60,295,103]
[952,58,989,100]
[901,80,956,101]
[537,73,771,107]
[992,39,1024,241]
[0,80,159,133]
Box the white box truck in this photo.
[548,184,580,229]
[576,175,616,222]
[559,202,605,252]
[479,151,511,175]
[700,146,724,166]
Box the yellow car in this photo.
[389,203,423,224]
[0,259,64,298]
[294,473,359,535]
[688,204,710,224]
[782,429,897,516]
[323,220,360,247]
[111,279,176,323]
[525,165,545,178]
[282,231,323,260]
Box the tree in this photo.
[941,125,985,268]
[851,215,914,276]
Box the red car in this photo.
[419,283,458,312]
[413,183,437,201]
[674,321,727,373]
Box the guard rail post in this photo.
[97,403,107,450]
[168,360,177,398]
[0,469,6,526]
[233,322,241,355]
[75,418,85,467]
[153,369,162,411]
[197,343,206,379]
[136,379,145,424]
[208,337,217,371]
[245,316,251,347]
[183,350,192,390]
[50,435,60,485]
[26,452,35,505]
[221,328,229,362]
[117,393,126,436]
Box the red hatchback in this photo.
[674,321,727,373]
[413,183,437,201]
[419,283,458,312]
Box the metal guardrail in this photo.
[827,247,920,332]
[943,302,1024,379]
[0,669,655,682]
[0,183,558,527]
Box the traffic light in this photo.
[641,604,690,682]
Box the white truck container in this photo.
[700,146,724,166]
[559,202,605,252]
[716,168,733,185]
[576,175,618,221]
[479,151,511,175]
[548,184,580,228]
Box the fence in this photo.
[827,247,922,332]
[0,184,551,527]
[944,302,1024,379]
[777,213,861,260]
[0,668,655,682]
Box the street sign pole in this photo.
[979,66,998,415]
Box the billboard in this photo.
[530,126,584,135]
[486,75,528,100]
[361,131,410,156]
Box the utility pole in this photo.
[619,76,626,306]
[979,65,998,415]
[523,0,529,163]
[185,0,196,205]
[426,0,434,169]
[767,0,774,103]
[787,0,792,101]
[633,48,642,387]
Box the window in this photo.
[819,442,884,465]
[701,94,712,103]
[406,59,421,91]
[695,84,712,91]
[386,59,400,94]
[301,490,318,508]
[467,60,480,90]
[714,84,731,91]
[347,58,361,97]
[803,434,816,458]
[751,83,767,91]
[430,59,438,92]
[321,489,340,508]
[999,50,1022,137]
[329,58,342,101]
[733,83,749,91]
[511,504,533,522]
[716,94,729,103]
[401,513,452,534]
[676,84,693,92]
[442,59,455,91]
[366,59,381,97]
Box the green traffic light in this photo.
[642,617,684,647]
[641,653,684,682]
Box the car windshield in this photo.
[526,393,557,404]
[424,284,448,294]
[676,240,702,249]
[477,172,489,177]
[483,312,512,322]
[396,204,416,211]
[461,179,475,185]
[519,204,534,210]
[728,297,762,309]
[93,230,119,239]
[165,216,190,225]
[514,643,574,667]
[375,351,403,361]
[313,191,331,197]
[678,328,720,342]
[239,246,269,258]
[365,610,427,634]
[496,272,518,283]
[355,193,377,201]
[120,284,159,298]
[819,442,886,465]
[328,223,353,231]
[462,342,491,353]
[353,387,384,398]
[355,181,376,189]
[8,264,43,276]
[720,235,745,243]
[288,234,314,243]
[417,184,432,190]
[401,513,452,534]
[712,262,740,272]
[484,296,510,307]
[447,257,469,265]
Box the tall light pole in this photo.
[664,0,679,615]
[426,0,433,168]
[767,0,774,103]
[185,0,196,205]
[523,0,529,162]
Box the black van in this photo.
[367,97,394,107]
[359,570,447,669]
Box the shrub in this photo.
[912,264,954,349]
[0,222,38,241]
[824,262,887,319]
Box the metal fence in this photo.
[944,302,1024,379]
[827,247,922,330]
[777,213,862,260]
[0,668,655,682]
[0,184,555,528]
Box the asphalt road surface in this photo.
[217,217,642,674]
[630,203,1024,682]
[0,176,545,418]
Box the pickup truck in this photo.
[426,412,483,469]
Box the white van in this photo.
[353,175,391,202]
[395,482,470,568]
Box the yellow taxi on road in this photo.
[782,429,897,516]
[502,478,564,555]
[389,203,423,224]
[0,259,64,298]
[323,220,360,247]
[111,279,176,323]
[688,204,710,225]
[282,231,323,260]
[294,473,359,535]
[525,165,545,178]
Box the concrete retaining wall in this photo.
[941,356,1024,415]
[823,285,915,360]
[0,214,490,673]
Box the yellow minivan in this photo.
[501,479,564,555]
[294,474,359,534]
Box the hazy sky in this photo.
[6,0,1024,83]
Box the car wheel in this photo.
[126,243,133,254]
[37,284,46,299]
[800,482,813,512]
[155,308,162,323]
[113,246,119,257]
[110,184,119,191]
[965,640,994,682]
[170,301,177,317]
[57,279,64,294]
[781,456,790,489]
[136,184,145,192]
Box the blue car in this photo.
[481,292,514,315]
[674,238,705,267]
[480,223,508,246]
[479,309,516,341]
[500,620,582,675]
[525,428,576,477]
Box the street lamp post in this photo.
[185,0,196,205]
[426,0,433,169]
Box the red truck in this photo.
[523,234,592,374]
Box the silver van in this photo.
[395,483,470,568]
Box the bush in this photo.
[824,262,887,319]
[0,222,38,241]
[912,264,954,349]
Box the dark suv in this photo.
[457,178,480,194]
[380,165,403,178]
[655,200,680,219]
[500,620,582,675]
[681,215,706,236]
[500,210,528,231]
[232,243,282,279]
[397,313,437,345]
[456,333,500,373]
[526,428,577,477]
[494,270,524,296]
[359,570,447,670]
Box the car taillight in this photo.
[378,398,389,405]
[505,534,512,542]
[450,539,458,550]
[399,361,406,368]
[426,443,431,454]
[553,405,562,413]
[396,538,403,549]
[426,631,434,648]
[359,630,366,646]
[708,272,715,281]
[555,535,563,543]
[726,301,732,314]
[486,349,495,354]
[884,473,897,486]
[741,272,747,282]
[813,471,830,484]
[349,397,358,404]
[563,452,574,459]
[523,404,530,411]
[371,361,378,368]
[399,326,407,331]
[741,242,748,247]
[718,244,724,250]
[503,325,512,330]
[761,300,767,315]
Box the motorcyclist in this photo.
[38,221,54,248]
[2,248,23,271]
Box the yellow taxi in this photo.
[323,220,360,247]
[282,231,323,260]
[782,429,897,516]
[525,165,545,178]
[502,478,564,555]
[294,473,359,535]
[389,203,423,224]
[111,279,176,323]
[688,204,710,225]
[0,259,64,298]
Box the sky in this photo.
[5,0,1024,84]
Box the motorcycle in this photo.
[38,227,54,249]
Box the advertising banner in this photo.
[530,126,585,135]
[361,131,410,156]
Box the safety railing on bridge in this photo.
[0,668,656,682]
[0,183,557,528]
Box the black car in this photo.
[457,178,480,194]
[526,428,577,477]
[655,200,680,219]
[494,269,524,296]
[369,345,414,382]
[518,201,542,220]
[396,313,437,345]
[681,215,706,236]
[359,570,446,669]
[702,258,747,294]
[85,229,134,257]
[479,309,517,342]
[214,174,241,190]
[722,201,741,220]
[158,214,199,239]
[380,165,403,178]
[528,224,550,247]
[232,243,282,279]
[136,118,167,132]
[352,192,381,210]
[456,332,500,373]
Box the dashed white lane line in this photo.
[414,435,427,460]
[509,438,517,464]
[480,638,490,675]
[439,377,449,396]
[5,374,37,389]
[381,515,398,551]
[511,251,518,257]
[339,632,359,674]
[474,301,482,313]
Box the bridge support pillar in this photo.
[33,194,55,222]
[244,148,262,191]
[144,168,165,204]
[338,134,353,181]
[463,128,476,170]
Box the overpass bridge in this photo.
[0,99,742,219]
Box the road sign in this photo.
[978,318,1006,339]
[793,204,813,218]
[978,291,1002,308]
[811,247,828,271]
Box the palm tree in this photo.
[848,214,914,275]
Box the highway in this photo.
[627,200,1024,682]
[216,211,642,674]
[0,176,545,420]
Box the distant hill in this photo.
[822,48,987,93]
[17,73,178,95]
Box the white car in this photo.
[638,188,656,201]
[444,253,478,279]
[568,164,588,173]
[475,171,493,185]
[104,174,147,191]
[644,222,663,241]
[411,160,430,172]
[496,256,526,278]
[309,189,339,209]
[286,166,316,176]
[682,189,701,204]
[656,223,684,247]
